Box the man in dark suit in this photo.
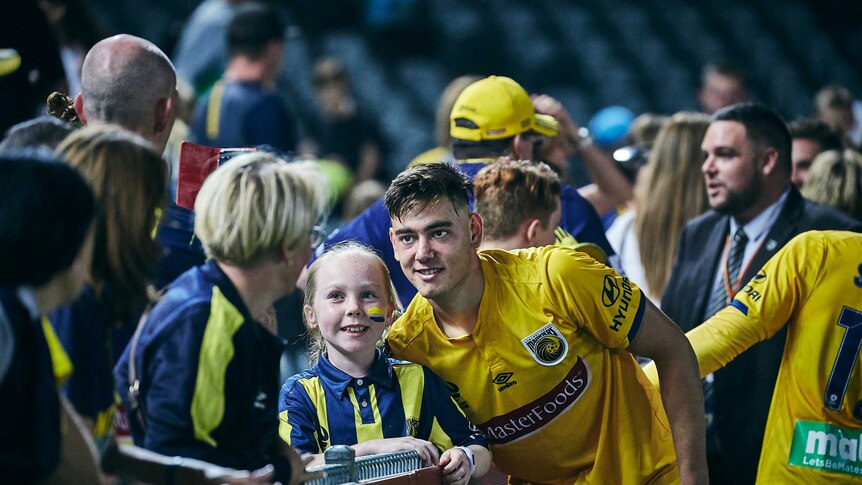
[661,102,862,484]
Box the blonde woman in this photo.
[606,112,711,302]
[115,152,327,483]
[801,148,862,220]
[51,125,167,441]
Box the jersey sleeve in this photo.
[645,232,825,386]
[421,366,488,450]
[278,377,323,454]
[543,247,646,350]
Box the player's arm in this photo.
[628,300,708,485]
[644,232,813,385]
[643,306,770,385]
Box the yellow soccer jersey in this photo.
[684,231,862,483]
[386,246,678,484]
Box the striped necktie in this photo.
[704,227,749,320]
[703,227,749,451]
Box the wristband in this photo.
[455,446,475,475]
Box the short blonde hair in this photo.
[194,152,327,265]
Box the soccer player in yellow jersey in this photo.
[383,163,708,485]
[646,230,862,482]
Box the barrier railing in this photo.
[306,446,440,485]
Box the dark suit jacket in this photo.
[661,187,862,484]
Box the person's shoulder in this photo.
[387,298,434,352]
[280,367,320,397]
[799,198,862,230]
[146,268,217,331]
[675,209,725,242]
[481,245,592,269]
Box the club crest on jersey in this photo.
[521,323,568,366]
[406,417,419,437]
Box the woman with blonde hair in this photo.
[115,152,326,483]
[802,148,862,220]
[606,112,711,302]
[51,125,167,440]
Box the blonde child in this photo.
[278,242,490,483]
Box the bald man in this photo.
[74,34,177,154]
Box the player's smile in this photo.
[415,267,443,280]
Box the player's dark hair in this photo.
[713,102,792,174]
[0,150,94,287]
[385,163,474,221]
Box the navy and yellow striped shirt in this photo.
[279,349,487,455]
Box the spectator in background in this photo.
[37,0,106,97]
[474,159,561,251]
[698,61,749,115]
[787,117,843,188]
[606,112,711,303]
[50,125,167,444]
[305,57,386,182]
[409,75,481,167]
[173,0,251,95]
[74,34,177,155]
[628,113,668,146]
[0,116,76,153]
[815,84,859,149]
[0,151,96,484]
[342,179,387,222]
[191,2,299,153]
[801,148,862,221]
[536,97,637,222]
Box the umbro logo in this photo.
[493,372,513,385]
[493,372,518,392]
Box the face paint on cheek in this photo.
[368,306,387,323]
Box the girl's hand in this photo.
[353,437,440,466]
[440,448,472,485]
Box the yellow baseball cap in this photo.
[450,75,559,141]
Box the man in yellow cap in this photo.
[316,75,617,309]
[449,75,559,160]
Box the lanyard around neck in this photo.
[721,232,761,300]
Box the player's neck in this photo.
[428,261,485,337]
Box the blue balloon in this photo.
[588,106,635,147]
